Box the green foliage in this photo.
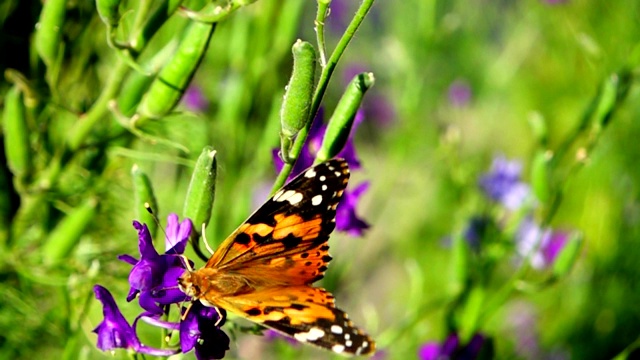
[0,0,640,359]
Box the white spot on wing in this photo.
[319,175,326,181]
[272,189,284,201]
[345,340,353,347]
[331,325,343,334]
[332,344,345,353]
[322,184,327,191]
[345,333,351,340]
[294,327,325,342]
[274,190,303,205]
[288,192,304,205]
[312,195,323,206]
[334,171,341,177]
[305,168,316,178]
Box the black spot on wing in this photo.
[236,232,251,245]
[281,233,303,249]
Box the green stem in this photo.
[315,0,331,67]
[270,0,375,192]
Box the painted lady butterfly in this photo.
[178,159,376,355]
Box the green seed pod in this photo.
[183,147,217,232]
[96,0,121,28]
[530,149,552,203]
[593,74,618,129]
[527,112,548,146]
[35,0,66,68]
[316,72,374,163]
[552,232,582,278]
[132,164,158,237]
[42,198,98,265]
[2,86,31,180]
[280,40,317,162]
[135,21,216,126]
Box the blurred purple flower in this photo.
[182,84,209,112]
[93,285,177,356]
[95,215,229,359]
[516,217,569,269]
[448,80,472,107]
[464,216,490,251]
[336,181,370,236]
[264,329,300,346]
[419,333,485,360]
[479,156,531,210]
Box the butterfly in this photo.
[178,158,375,356]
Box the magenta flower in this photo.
[479,156,532,210]
[448,79,472,107]
[182,84,209,112]
[94,214,229,359]
[418,333,485,360]
[516,217,569,269]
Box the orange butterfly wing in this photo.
[205,159,349,286]
[206,286,375,356]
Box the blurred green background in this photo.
[1,0,640,359]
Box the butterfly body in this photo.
[178,159,375,356]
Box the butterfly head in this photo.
[178,271,202,298]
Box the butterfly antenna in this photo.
[201,223,215,255]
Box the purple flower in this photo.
[264,329,300,346]
[118,214,192,315]
[463,217,490,251]
[182,84,209,112]
[95,215,229,359]
[516,217,569,269]
[448,80,472,107]
[479,156,531,210]
[418,333,485,360]
[336,181,370,236]
[180,303,230,359]
[93,285,177,356]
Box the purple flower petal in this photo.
[165,213,192,254]
[182,85,210,112]
[93,285,178,356]
[93,285,140,351]
[479,156,531,210]
[541,231,568,265]
[336,181,370,236]
[448,79,473,107]
[180,303,229,359]
[418,342,440,360]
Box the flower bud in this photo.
[2,86,31,181]
[316,72,374,163]
[280,40,317,162]
[183,147,217,232]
